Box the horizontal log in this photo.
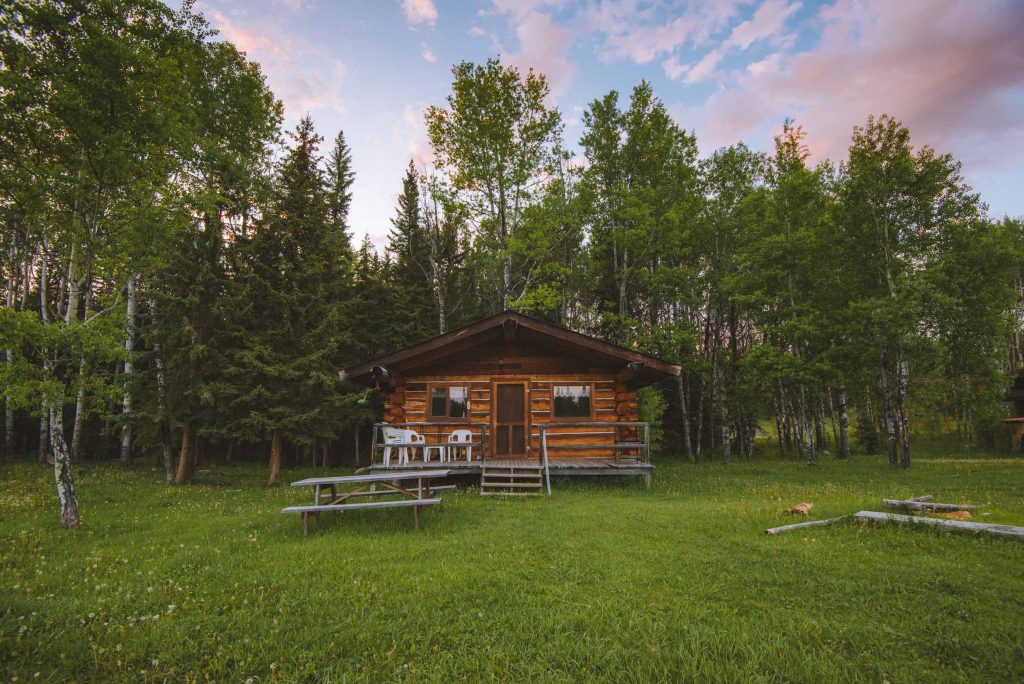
[765,516,850,536]
[854,511,1024,543]
[882,499,977,512]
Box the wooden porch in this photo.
[366,421,653,492]
[369,455,653,474]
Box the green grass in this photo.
[2,447,1023,683]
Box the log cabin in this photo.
[338,310,681,492]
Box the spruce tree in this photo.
[325,130,355,271]
[385,161,435,344]
[230,116,350,484]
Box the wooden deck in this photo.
[368,456,653,476]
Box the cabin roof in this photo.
[339,310,681,387]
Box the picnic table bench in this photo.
[282,470,453,534]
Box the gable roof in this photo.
[339,310,680,386]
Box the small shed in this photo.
[339,311,680,489]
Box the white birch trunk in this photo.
[119,274,137,466]
[48,388,79,526]
[897,358,911,468]
[38,255,49,463]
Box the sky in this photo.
[195,0,1024,249]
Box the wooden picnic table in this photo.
[282,469,453,534]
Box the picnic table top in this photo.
[290,470,453,487]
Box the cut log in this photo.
[854,511,1024,543]
[765,515,849,536]
[882,499,976,512]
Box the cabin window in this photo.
[429,385,468,420]
[552,384,592,419]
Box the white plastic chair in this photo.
[381,426,407,466]
[446,429,473,463]
[382,427,425,465]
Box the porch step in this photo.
[481,481,542,488]
[482,471,542,479]
[480,463,544,495]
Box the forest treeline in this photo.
[2,1,1023,525]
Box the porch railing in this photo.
[536,421,650,496]
[370,422,489,467]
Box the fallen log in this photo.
[854,511,1024,543]
[765,515,849,536]
[882,499,976,512]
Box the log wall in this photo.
[384,372,639,459]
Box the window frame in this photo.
[549,382,595,421]
[426,383,470,422]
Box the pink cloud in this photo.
[401,0,437,27]
[488,1,577,97]
[506,10,577,96]
[395,103,435,168]
[683,0,1024,177]
[205,8,347,118]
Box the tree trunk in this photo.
[49,400,79,527]
[897,358,911,468]
[151,302,176,482]
[70,357,87,461]
[771,382,784,456]
[36,255,50,464]
[799,385,815,465]
[879,353,898,465]
[175,423,191,484]
[676,374,693,462]
[268,431,282,485]
[694,377,704,460]
[4,251,14,457]
[119,273,137,467]
[69,275,92,461]
[354,427,360,467]
[719,374,731,462]
[837,386,850,458]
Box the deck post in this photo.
[643,423,650,464]
[369,423,379,468]
[540,425,552,495]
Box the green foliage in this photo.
[426,58,563,308]
[637,385,667,454]
[225,116,354,446]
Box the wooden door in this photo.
[494,382,527,457]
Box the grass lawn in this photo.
[2,447,1023,683]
